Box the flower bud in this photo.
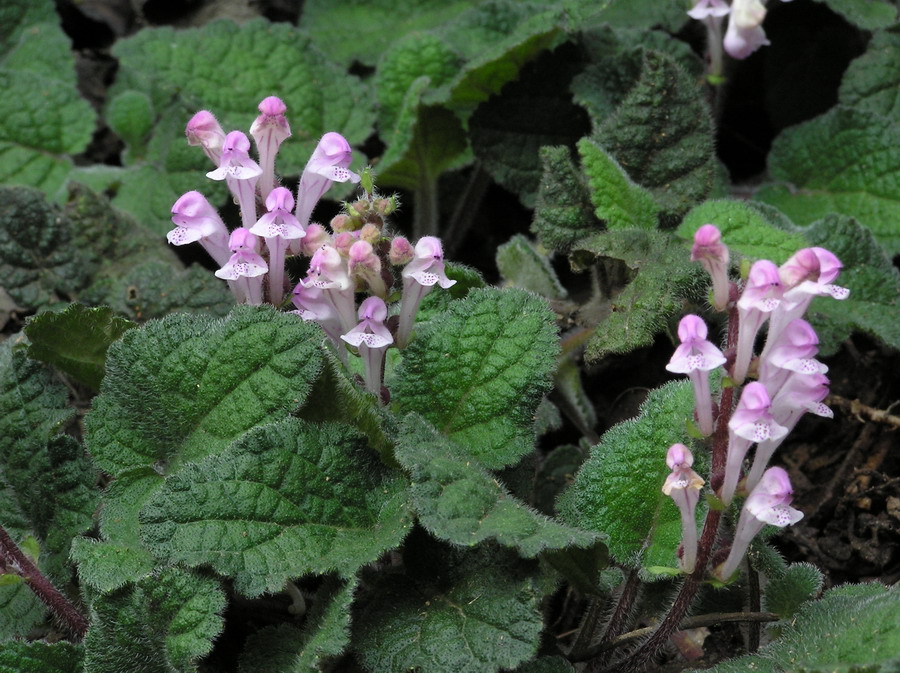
[389,236,414,266]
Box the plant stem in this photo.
[572,611,778,660]
[413,175,439,240]
[584,568,641,672]
[747,560,761,652]
[0,525,88,640]
[602,293,741,672]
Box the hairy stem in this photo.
[0,525,88,640]
[584,568,641,672]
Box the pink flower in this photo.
[758,319,827,397]
[295,132,361,229]
[206,131,263,230]
[185,110,225,166]
[716,467,803,580]
[250,187,305,305]
[691,224,731,311]
[215,228,268,305]
[302,245,356,333]
[721,382,788,505]
[733,260,783,384]
[396,237,457,348]
[723,0,769,60]
[341,296,393,398]
[666,315,726,435]
[167,191,230,266]
[688,0,730,20]
[662,444,705,573]
[250,96,291,200]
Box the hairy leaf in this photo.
[111,19,372,177]
[530,146,598,253]
[677,200,807,264]
[558,381,701,570]
[0,641,83,673]
[571,229,705,362]
[0,0,57,54]
[392,288,559,469]
[85,306,324,476]
[592,50,715,223]
[496,235,567,299]
[300,0,477,66]
[83,568,226,673]
[353,550,543,673]
[764,563,824,619]
[396,414,597,555]
[0,23,94,195]
[238,577,357,673]
[695,582,900,673]
[0,485,45,639]
[0,187,87,310]
[70,538,155,595]
[140,418,411,597]
[797,214,900,353]
[756,106,900,256]
[577,138,658,230]
[814,0,897,29]
[839,30,900,118]
[24,305,135,390]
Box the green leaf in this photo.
[413,262,486,324]
[756,106,900,256]
[70,538,155,595]
[0,338,96,580]
[396,414,597,555]
[558,381,701,570]
[296,348,397,467]
[0,486,46,638]
[542,540,610,596]
[764,563,824,619]
[533,444,586,516]
[0,641,83,673]
[577,138,658,230]
[24,305,135,390]
[1,22,76,88]
[300,0,478,67]
[392,287,559,469]
[814,0,898,29]
[0,186,88,310]
[571,27,702,131]
[0,22,94,196]
[693,582,900,673]
[588,0,688,31]
[111,20,373,178]
[677,199,807,264]
[839,30,900,118]
[353,549,544,673]
[238,577,357,673]
[468,47,588,209]
[140,418,411,597]
[376,33,461,138]
[496,235,567,299]
[0,0,58,54]
[591,50,715,223]
[105,91,154,160]
[83,568,226,673]
[85,305,324,477]
[570,229,705,362]
[530,146,598,253]
[376,78,470,192]
[798,214,900,353]
[80,259,234,322]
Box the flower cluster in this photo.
[663,225,848,580]
[689,0,792,64]
[169,97,456,399]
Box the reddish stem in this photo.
[0,525,88,640]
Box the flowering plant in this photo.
[0,2,898,672]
